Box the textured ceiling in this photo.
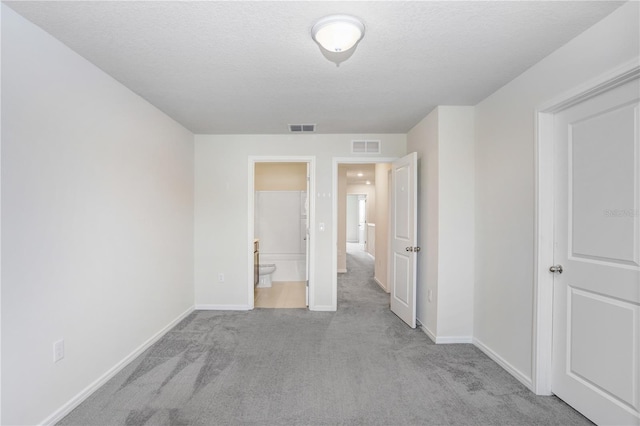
[5,1,625,134]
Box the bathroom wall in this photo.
[255,191,306,255]
[255,162,307,191]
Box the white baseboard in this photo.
[195,304,252,311]
[373,277,388,293]
[418,322,437,343]
[310,305,336,312]
[473,337,533,391]
[417,323,472,344]
[337,268,347,273]
[434,335,473,344]
[41,306,195,426]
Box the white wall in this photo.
[408,107,475,342]
[337,165,347,272]
[408,109,439,335]
[437,107,475,340]
[1,6,195,425]
[194,134,406,310]
[474,1,639,387]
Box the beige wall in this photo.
[374,163,391,291]
[255,162,307,191]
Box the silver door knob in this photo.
[406,247,413,252]
[549,265,563,274]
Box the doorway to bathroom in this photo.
[248,157,315,310]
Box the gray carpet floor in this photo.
[58,249,592,425]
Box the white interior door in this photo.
[390,152,418,328]
[358,195,366,247]
[552,77,640,425]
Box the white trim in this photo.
[537,58,640,113]
[418,323,437,343]
[434,335,473,344]
[337,268,347,273]
[473,337,534,391]
[374,276,388,293]
[309,305,335,312]
[332,156,398,312]
[40,306,194,426]
[533,58,640,396]
[248,156,316,310]
[418,324,472,344]
[195,304,252,311]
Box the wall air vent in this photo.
[351,140,381,154]
[289,124,316,133]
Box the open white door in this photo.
[389,152,418,328]
[551,77,640,425]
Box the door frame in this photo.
[248,156,316,309]
[532,59,640,395]
[332,157,398,311]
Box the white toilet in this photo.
[257,264,276,288]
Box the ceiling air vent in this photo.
[352,140,381,154]
[289,124,316,133]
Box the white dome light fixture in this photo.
[311,14,365,55]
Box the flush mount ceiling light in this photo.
[311,15,364,65]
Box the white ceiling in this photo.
[5,1,624,134]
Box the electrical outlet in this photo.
[53,339,64,363]
[218,273,225,283]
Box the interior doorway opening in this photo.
[248,157,315,310]
[335,162,392,296]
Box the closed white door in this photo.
[390,152,418,328]
[552,78,640,425]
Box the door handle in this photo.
[406,247,413,252]
[549,265,563,274]
[405,247,421,252]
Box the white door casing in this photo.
[551,77,640,425]
[390,152,418,328]
[248,156,315,310]
[305,163,310,306]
